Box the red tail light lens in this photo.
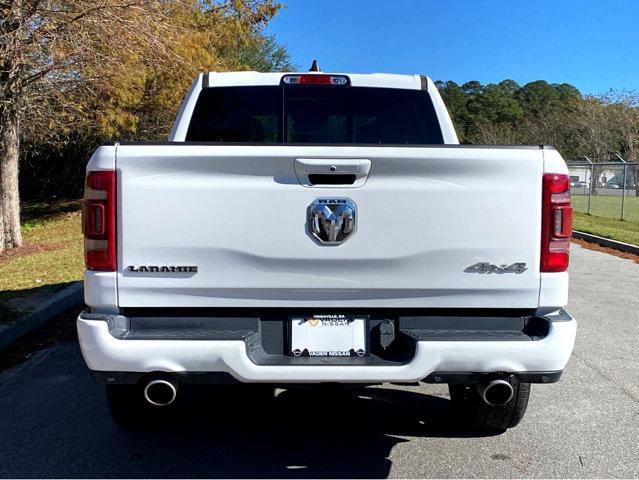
[541,173,572,272]
[83,171,116,271]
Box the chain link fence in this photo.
[567,159,639,223]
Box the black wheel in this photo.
[106,384,158,429]
[448,380,531,431]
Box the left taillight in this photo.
[541,173,573,272]
[82,170,116,271]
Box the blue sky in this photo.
[267,0,639,94]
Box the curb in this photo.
[573,231,639,256]
[0,282,84,351]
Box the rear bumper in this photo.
[77,309,576,384]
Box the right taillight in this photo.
[541,173,572,272]
[82,170,116,271]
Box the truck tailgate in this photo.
[115,144,543,308]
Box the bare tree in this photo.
[466,121,520,144]
[604,92,639,195]
[1,2,24,249]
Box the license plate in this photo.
[290,315,367,357]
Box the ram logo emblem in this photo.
[308,198,356,245]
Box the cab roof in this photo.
[202,71,430,90]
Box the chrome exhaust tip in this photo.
[143,379,177,407]
[478,379,514,406]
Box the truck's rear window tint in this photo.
[186,86,281,143]
[186,86,444,144]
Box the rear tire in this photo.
[448,380,530,431]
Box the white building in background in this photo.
[569,167,636,188]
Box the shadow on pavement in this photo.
[0,282,77,325]
[0,341,498,478]
[116,384,498,479]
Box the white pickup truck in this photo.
[78,69,577,430]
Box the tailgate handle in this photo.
[308,174,356,185]
[294,158,371,188]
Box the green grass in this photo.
[0,200,83,323]
[573,212,639,246]
[571,194,639,245]
[572,194,639,223]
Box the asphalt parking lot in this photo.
[0,243,637,478]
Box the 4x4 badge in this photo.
[464,262,527,274]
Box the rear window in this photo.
[186,85,444,144]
